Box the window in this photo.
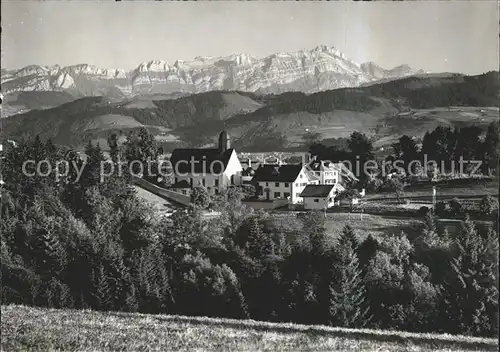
[190,178,193,186]
[182,190,187,195]
[214,179,219,187]
[275,182,280,187]
[266,182,269,187]
[284,183,289,187]
[174,177,177,183]
[274,192,281,198]
[299,174,303,178]
[284,192,290,199]
[202,178,206,187]
[316,172,320,176]
[314,199,319,203]
[295,183,299,187]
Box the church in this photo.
[169,131,243,195]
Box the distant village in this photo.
[153,130,360,211]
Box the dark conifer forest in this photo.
[1,128,498,338]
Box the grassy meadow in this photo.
[364,181,499,202]
[2,305,498,352]
[266,212,423,242]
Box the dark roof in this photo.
[252,164,303,182]
[242,167,255,176]
[299,184,335,198]
[170,180,191,189]
[307,160,358,181]
[170,148,234,174]
[308,160,341,171]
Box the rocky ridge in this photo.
[1,45,424,98]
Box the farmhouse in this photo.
[307,158,357,186]
[300,184,340,210]
[169,131,243,195]
[252,164,319,204]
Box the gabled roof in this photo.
[170,148,234,174]
[308,160,342,172]
[252,164,303,183]
[299,184,335,198]
[304,169,320,182]
[241,166,255,176]
[307,160,358,181]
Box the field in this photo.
[2,305,497,351]
[266,212,423,242]
[365,180,499,202]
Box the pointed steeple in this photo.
[218,130,230,152]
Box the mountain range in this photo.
[1,45,425,116]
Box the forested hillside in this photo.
[1,130,498,338]
[2,72,498,151]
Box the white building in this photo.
[300,184,342,210]
[306,158,357,187]
[252,164,319,204]
[169,131,243,195]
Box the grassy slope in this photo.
[265,212,423,244]
[1,305,497,352]
[364,180,499,201]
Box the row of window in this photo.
[263,182,315,188]
[265,182,290,188]
[273,192,291,199]
[312,197,335,203]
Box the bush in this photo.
[448,198,463,216]
[418,206,430,217]
[366,178,383,193]
[479,195,499,216]
[434,202,447,216]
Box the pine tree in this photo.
[245,217,272,259]
[340,225,358,249]
[299,211,327,255]
[125,283,139,313]
[137,127,157,164]
[329,226,369,328]
[357,234,379,272]
[81,141,105,188]
[416,210,448,250]
[91,265,112,311]
[107,133,121,164]
[442,216,499,336]
[31,224,65,280]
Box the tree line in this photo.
[309,122,499,186]
[0,131,498,337]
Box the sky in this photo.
[2,0,498,74]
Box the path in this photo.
[133,185,176,216]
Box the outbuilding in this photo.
[299,184,339,210]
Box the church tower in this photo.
[218,130,231,152]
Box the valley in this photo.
[2,72,498,153]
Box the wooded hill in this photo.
[2,71,498,151]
